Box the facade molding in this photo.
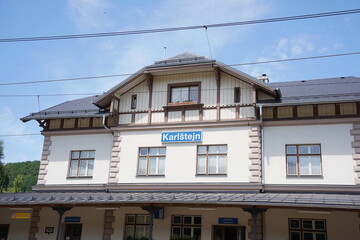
[108,132,121,184]
[249,126,262,183]
[28,207,41,240]
[263,117,359,127]
[103,209,115,240]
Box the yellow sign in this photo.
[11,212,31,219]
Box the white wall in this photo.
[117,126,252,183]
[45,134,112,185]
[265,208,360,240]
[0,208,31,240]
[264,124,355,185]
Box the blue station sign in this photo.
[161,131,202,143]
[218,218,238,224]
[64,217,81,223]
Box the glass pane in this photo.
[159,148,166,155]
[89,151,95,158]
[184,216,192,224]
[315,233,326,240]
[194,216,202,225]
[80,151,89,159]
[290,231,301,240]
[70,160,78,176]
[299,145,310,154]
[173,215,182,224]
[290,219,300,229]
[149,148,159,156]
[135,226,147,238]
[310,145,320,154]
[287,146,297,154]
[183,227,192,237]
[126,215,136,224]
[172,227,181,238]
[299,156,310,175]
[148,157,157,174]
[198,146,206,154]
[218,145,227,154]
[87,160,94,176]
[136,215,148,224]
[180,87,188,102]
[311,156,321,175]
[171,88,181,103]
[158,157,165,174]
[193,227,201,238]
[218,155,227,173]
[315,220,325,230]
[189,86,198,101]
[138,158,147,175]
[303,220,313,229]
[71,151,79,159]
[78,160,87,176]
[139,148,148,156]
[208,156,217,174]
[287,156,297,175]
[303,232,314,240]
[208,145,219,154]
[125,225,135,238]
[197,156,206,174]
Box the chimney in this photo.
[257,74,269,83]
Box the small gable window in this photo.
[131,94,137,109]
[234,87,241,103]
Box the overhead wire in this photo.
[1,9,360,42]
[0,51,359,87]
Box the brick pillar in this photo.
[38,136,52,185]
[28,207,41,240]
[103,210,115,240]
[243,207,267,240]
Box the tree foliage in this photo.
[0,141,9,192]
[5,161,40,192]
[12,174,25,192]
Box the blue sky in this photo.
[0,0,359,163]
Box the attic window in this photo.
[131,95,137,109]
[168,82,200,104]
[234,87,241,103]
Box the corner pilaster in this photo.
[103,210,115,240]
[28,207,41,240]
[249,126,261,183]
[351,122,360,184]
[37,136,51,185]
[109,132,121,184]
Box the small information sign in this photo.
[11,212,31,219]
[218,218,238,224]
[64,217,81,223]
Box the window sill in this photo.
[136,175,165,177]
[196,174,228,177]
[286,175,323,178]
[66,176,93,179]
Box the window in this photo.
[125,214,150,239]
[197,145,227,175]
[138,147,166,176]
[131,94,137,109]
[286,144,322,176]
[169,83,200,104]
[289,218,327,240]
[69,150,95,177]
[171,215,201,240]
[234,87,241,103]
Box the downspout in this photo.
[102,114,115,186]
[259,104,266,240]
[102,114,113,135]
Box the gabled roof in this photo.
[263,76,360,105]
[21,95,108,122]
[94,52,278,107]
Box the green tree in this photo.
[12,174,24,192]
[0,141,9,192]
[5,160,40,192]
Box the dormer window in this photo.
[168,82,200,104]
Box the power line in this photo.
[0,51,359,86]
[1,9,360,43]
[0,93,101,97]
[0,133,41,137]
